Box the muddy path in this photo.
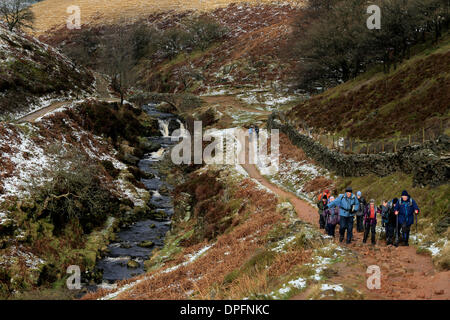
[17,73,119,123]
[241,138,449,300]
[202,94,272,115]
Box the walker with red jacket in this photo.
[363,199,380,245]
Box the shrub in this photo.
[72,101,145,146]
[31,146,119,234]
[101,160,120,179]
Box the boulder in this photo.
[140,139,162,153]
[127,260,140,269]
[121,242,132,249]
[138,241,154,248]
[121,152,139,166]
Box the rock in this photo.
[150,209,167,221]
[100,246,110,255]
[138,241,154,248]
[140,140,162,153]
[121,152,139,165]
[127,260,140,269]
[121,242,132,249]
[141,171,155,179]
[159,186,169,195]
[149,224,156,229]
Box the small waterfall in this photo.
[158,119,170,137]
[151,148,165,160]
[176,119,185,131]
[174,119,187,138]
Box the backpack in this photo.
[381,205,389,223]
[398,197,414,215]
[318,190,330,202]
[356,197,365,216]
[327,208,340,225]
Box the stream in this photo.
[90,103,184,288]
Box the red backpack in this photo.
[318,190,331,202]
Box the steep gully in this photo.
[87,104,184,292]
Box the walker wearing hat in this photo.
[394,190,419,246]
[316,193,328,229]
[324,196,339,237]
[355,191,367,233]
[326,187,359,244]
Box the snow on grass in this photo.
[413,236,449,257]
[100,243,215,300]
[116,177,147,208]
[201,86,233,96]
[236,89,302,112]
[229,109,263,125]
[321,283,344,292]
[0,125,55,203]
[0,245,45,271]
[264,156,331,205]
[305,242,345,282]
[0,106,139,232]
[265,275,308,299]
[271,235,296,253]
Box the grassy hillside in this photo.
[38,3,302,95]
[0,23,94,118]
[31,0,305,35]
[287,34,450,141]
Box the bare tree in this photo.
[100,23,136,105]
[0,0,35,31]
[178,63,202,90]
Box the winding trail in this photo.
[241,137,450,300]
[16,73,119,123]
[202,95,272,115]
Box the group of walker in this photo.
[248,124,260,140]
[317,187,419,246]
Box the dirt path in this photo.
[16,97,120,123]
[17,73,119,123]
[241,138,449,300]
[202,95,272,115]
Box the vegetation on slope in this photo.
[290,0,450,91]
[83,166,359,300]
[0,100,159,299]
[39,3,301,96]
[288,34,450,140]
[0,22,94,117]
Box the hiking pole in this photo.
[375,223,386,242]
[395,213,399,246]
[415,213,418,245]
